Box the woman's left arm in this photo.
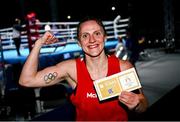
[118,59,148,113]
[118,89,148,113]
[133,89,148,113]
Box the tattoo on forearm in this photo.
[44,72,58,84]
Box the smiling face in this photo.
[78,20,107,57]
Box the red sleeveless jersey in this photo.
[70,55,128,121]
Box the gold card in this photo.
[93,67,142,101]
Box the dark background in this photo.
[0,0,180,42]
[1,0,129,28]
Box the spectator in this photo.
[25,12,40,52]
[12,18,22,56]
[125,31,140,66]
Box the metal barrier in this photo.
[0,15,129,51]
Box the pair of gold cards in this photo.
[93,67,142,101]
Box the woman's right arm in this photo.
[19,32,74,87]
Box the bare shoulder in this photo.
[119,59,134,71]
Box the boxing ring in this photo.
[0,15,130,119]
[0,15,129,63]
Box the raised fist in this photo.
[41,31,58,45]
